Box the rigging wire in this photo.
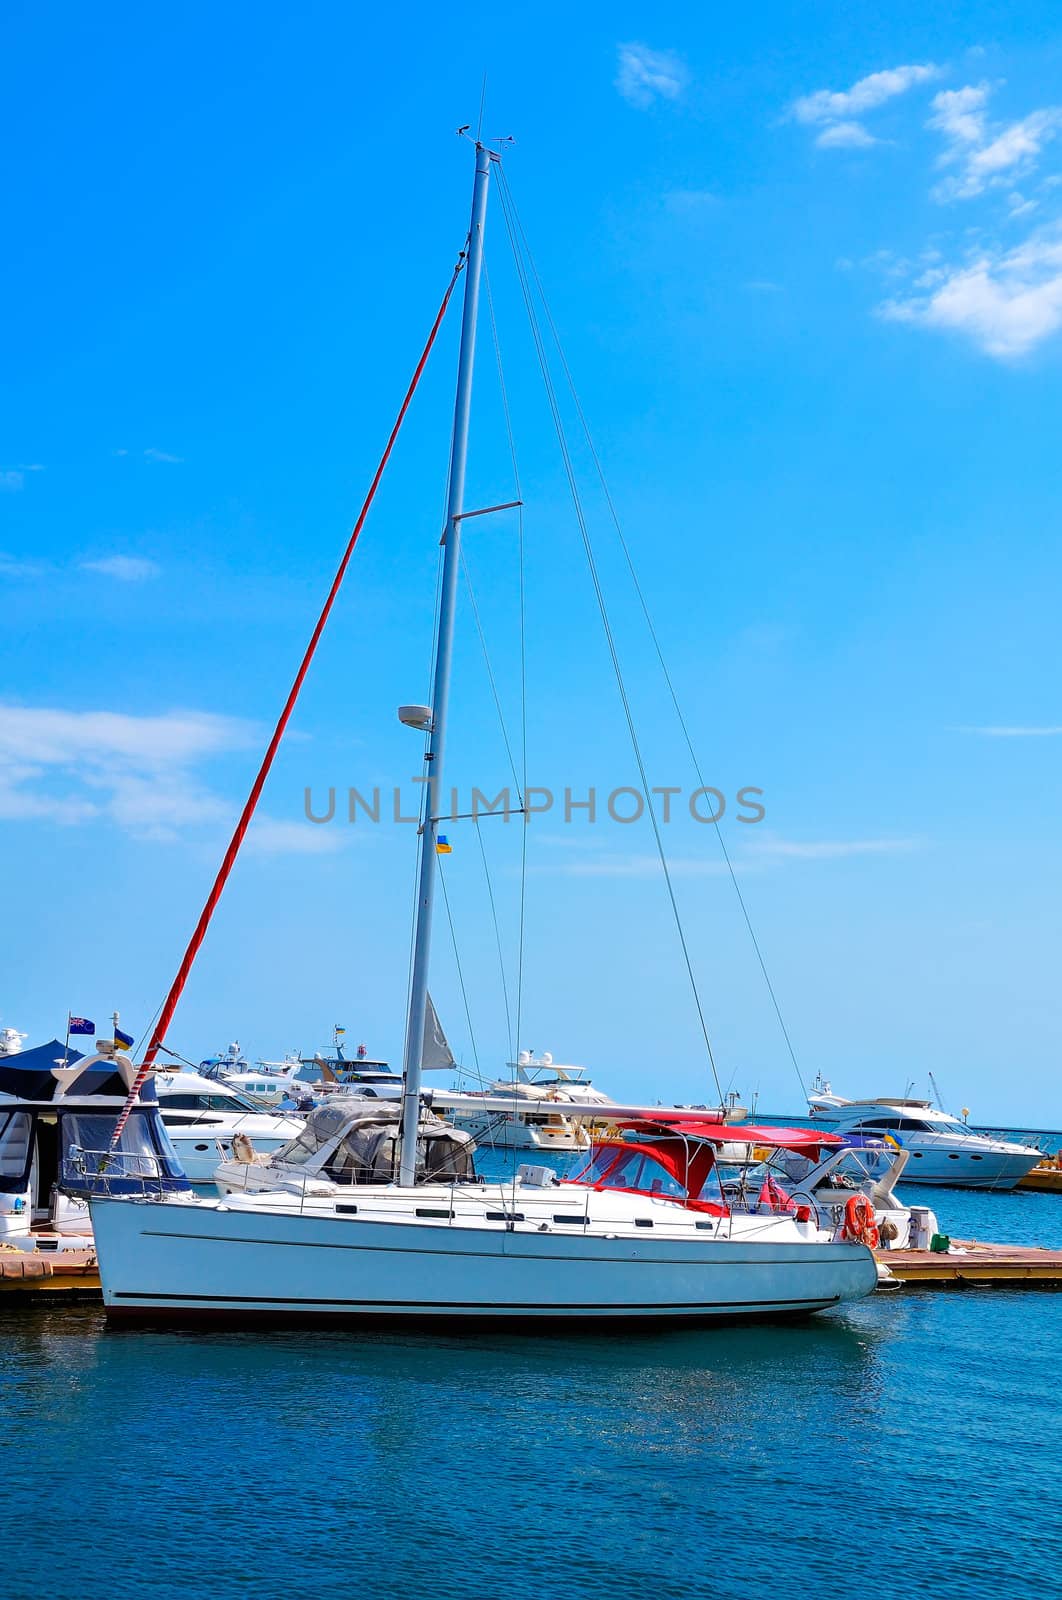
[494,168,725,1108]
[110,255,468,1144]
[459,545,523,799]
[436,856,482,1083]
[497,168,808,1103]
[473,815,515,1065]
[484,256,530,1076]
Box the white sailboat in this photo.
[85,140,877,1326]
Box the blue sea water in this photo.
[3,1181,1061,1600]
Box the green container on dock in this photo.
[929,1233,951,1253]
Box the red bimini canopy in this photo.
[616,1119,844,1154]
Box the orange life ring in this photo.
[843,1193,880,1248]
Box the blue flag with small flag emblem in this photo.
[68,1015,95,1035]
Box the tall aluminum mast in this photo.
[398,140,495,1185]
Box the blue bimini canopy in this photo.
[0,1040,137,1102]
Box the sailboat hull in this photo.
[88,1193,878,1327]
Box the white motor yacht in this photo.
[154,1070,306,1183]
[807,1082,1040,1189]
[298,1042,402,1099]
[433,1052,613,1152]
[198,1043,305,1106]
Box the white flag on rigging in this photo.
[422,992,455,1071]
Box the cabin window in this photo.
[163,1093,240,1112]
[0,1111,32,1189]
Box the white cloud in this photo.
[929,83,990,147]
[0,762,99,825]
[244,817,346,855]
[0,554,46,578]
[0,704,340,854]
[791,63,942,145]
[881,235,1062,356]
[143,447,183,464]
[665,188,718,213]
[750,836,920,860]
[929,85,1062,200]
[961,724,1062,737]
[0,705,258,841]
[80,555,161,582]
[0,706,253,769]
[548,854,730,879]
[615,42,688,109]
[815,120,879,149]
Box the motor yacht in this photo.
[154,1069,305,1183]
[0,1038,188,1253]
[807,1081,1040,1189]
[198,1043,306,1106]
[297,1042,402,1099]
[432,1052,613,1152]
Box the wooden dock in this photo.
[0,1248,101,1302]
[878,1238,1062,1287]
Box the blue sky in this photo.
[2,2,1061,1123]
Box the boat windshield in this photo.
[59,1110,189,1193]
[569,1138,727,1212]
[594,1148,687,1199]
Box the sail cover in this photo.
[422,993,455,1072]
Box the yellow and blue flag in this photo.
[436,834,452,855]
[114,1026,135,1052]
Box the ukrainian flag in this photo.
[114,1026,135,1052]
[436,834,452,855]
